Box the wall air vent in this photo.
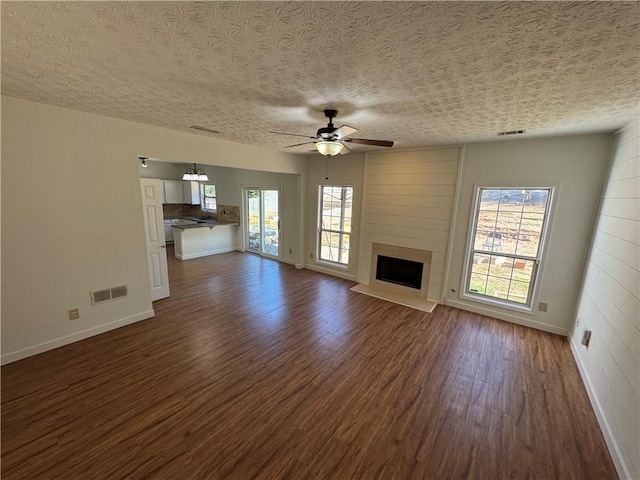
[110,285,128,299]
[498,129,526,136]
[91,285,129,305]
[190,125,221,134]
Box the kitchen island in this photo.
[172,218,239,260]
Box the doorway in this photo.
[244,188,280,258]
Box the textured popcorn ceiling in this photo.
[2,2,639,153]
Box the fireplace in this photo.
[376,255,424,289]
[351,242,436,312]
[370,243,432,299]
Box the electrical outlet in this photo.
[309,253,313,259]
[581,329,592,347]
[538,302,548,312]
[68,308,80,320]
[575,317,580,327]
[288,248,293,254]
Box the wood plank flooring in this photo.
[2,249,618,479]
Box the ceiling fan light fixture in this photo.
[182,163,209,182]
[316,141,343,156]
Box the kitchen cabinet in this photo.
[183,181,201,205]
[162,180,201,204]
[165,218,201,243]
[163,180,184,204]
[164,219,174,242]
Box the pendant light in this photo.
[182,163,209,182]
[316,141,344,156]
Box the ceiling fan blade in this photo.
[339,143,351,155]
[333,125,358,139]
[344,138,394,147]
[269,131,316,139]
[283,141,316,148]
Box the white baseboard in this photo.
[1,309,155,365]
[569,337,633,480]
[304,262,357,281]
[175,247,236,260]
[279,259,305,270]
[444,298,568,336]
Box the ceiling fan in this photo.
[269,109,394,156]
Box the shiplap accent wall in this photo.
[571,118,639,480]
[357,148,461,301]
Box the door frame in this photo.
[241,185,282,260]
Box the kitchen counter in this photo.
[172,218,238,260]
[171,217,239,230]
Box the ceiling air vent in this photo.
[190,125,221,134]
[498,129,526,136]
[91,285,129,305]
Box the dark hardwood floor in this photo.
[2,248,617,479]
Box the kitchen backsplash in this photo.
[162,203,240,223]
[163,204,203,218]
[216,205,240,223]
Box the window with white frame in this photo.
[318,185,353,266]
[465,188,553,306]
[201,184,217,212]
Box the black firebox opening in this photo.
[376,255,423,290]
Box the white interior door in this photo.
[140,178,170,301]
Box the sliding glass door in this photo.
[245,188,280,258]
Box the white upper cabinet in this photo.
[163,180,184,204]
[161,180,201,204]
[183,181,201,205]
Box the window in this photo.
[318,185,353,266]
[465,188,553,307]
[201,184,217,212]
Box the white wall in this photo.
[1,96,303,363]
[304,153,365,279]
[445,134,611,335]
[570,118,639,480]
[357,147,461,302]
